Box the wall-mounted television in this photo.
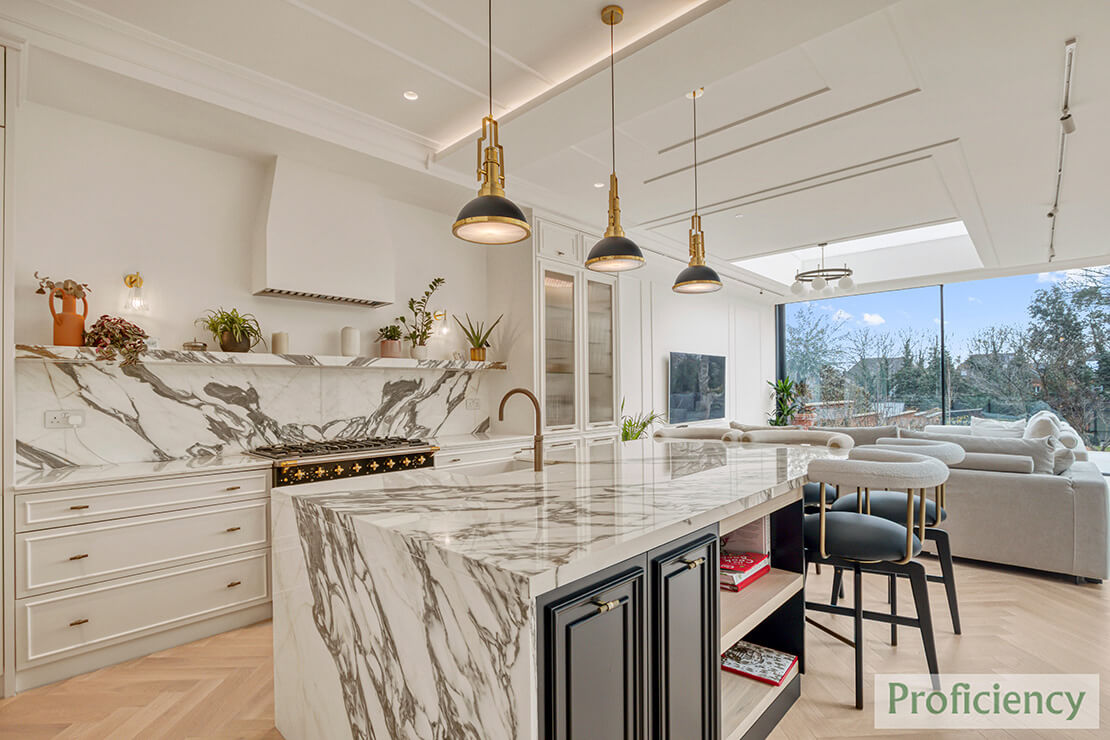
[668,352,726,423]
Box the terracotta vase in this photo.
[469,347,487,362]
[49,290,88,346]
[379,339,402,358]
[219,331,252,353]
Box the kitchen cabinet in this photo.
[537,220,619,434]
[538,525,718,740]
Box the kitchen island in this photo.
[271,438,837,740]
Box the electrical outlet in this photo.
[45,410,86,429]
[465,398,481,411]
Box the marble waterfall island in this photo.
[272,439,836,740]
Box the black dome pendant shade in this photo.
[585,6,644,272]
[452,0,530,245]
[673,88,721,294]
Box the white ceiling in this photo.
[8,0,1110,298]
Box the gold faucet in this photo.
[498,388,544,472]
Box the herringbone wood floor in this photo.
[0,558,1106,739]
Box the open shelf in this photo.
[719,568,803,653]
[721,662,799,740]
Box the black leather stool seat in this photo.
[803,482,836,506]
[804,511,923,562]
[831,490,946,527]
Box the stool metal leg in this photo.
[830,567,844,606]
[906,560,940,689]
[928,528,962,635]
[889,574,898,646]
[853,563,864,709]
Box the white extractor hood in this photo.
[252,157,396,307]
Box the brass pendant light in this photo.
[673,88,722,294]
[584,5,645,272]
[451,0,531,245]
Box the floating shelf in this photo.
[721,662,799,740]
[719,568,803,653]
[14,345,506,372]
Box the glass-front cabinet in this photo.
[537,221,619,434]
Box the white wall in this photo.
[13,103,489,359]
[618,255,775,426]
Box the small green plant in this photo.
[767,377,806,426]
[376,324,402,341]
[196,308,265,350]
[397,277,445,347]
[85,315,147,366]
[453,313,503,349]
[619,399,664,441]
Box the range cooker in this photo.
[251,436,439,487]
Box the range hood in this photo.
[252,157,395,307]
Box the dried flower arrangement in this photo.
[35,272,91,299]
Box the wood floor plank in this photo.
[0,559,1105,738]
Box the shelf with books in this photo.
[721,661,799,740]
[719,568,803,654]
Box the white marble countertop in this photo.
[429,431,535,450]
[280,439,839,596]
[13,454,272,492]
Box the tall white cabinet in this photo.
[534,218,619,436]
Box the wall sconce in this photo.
[123,272,149,312]
[433,309,450,335]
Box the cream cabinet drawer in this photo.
[17,500,269,597]
[17,551,269,667]
[15,470,269,532]
[536,219,580,263]
[435,444,524,469]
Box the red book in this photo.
[720,552,769,580]
[721,641,798,686]
[720,564,770,591]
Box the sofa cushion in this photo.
[970,417,1025,438]
[1024,414,1060,440]
[1058,428,1083,450]
[901,429,1056,475]
[831,490,946,527]
[951,452,1035,474]
[1052,440,1076,475]
[804,511,923,561]
[812,425,898,446]
[729,421,799,432]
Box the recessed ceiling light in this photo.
[734,213,744,218]
[593,182,605,188]
[403,90,419,101]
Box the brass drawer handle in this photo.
[69,505,90,511]
[594,599,621,614]
[69,553,89,561]
[225,485,241,492]
[683,557,706,570]
[449,458,462,463]
[69,618,88,627]
[225,526,241,533]
[227,581,242,588]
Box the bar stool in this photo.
[829,439,965,635]
[805,448,949,708]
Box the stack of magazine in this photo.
[719,552,770,592]
[721,640,798,686]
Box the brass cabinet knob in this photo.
[227,581,242,588]
[69,504,90,511]
[225,485,241,492]
[594,599,622,614]
[69,553,89,561]
[683,557,706,570]
[69,618,89,627]
[225,526,241,533]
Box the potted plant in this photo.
[397,277,445,360]
[197,308,265,353]
[35,272,92,346]
[453,313,503,361]
[619,399,663,441]
[377,324,403,358]
[767,376,807,427]
[85,314,148,366]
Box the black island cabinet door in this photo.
[540,559,647,740]
[649,527,720,740]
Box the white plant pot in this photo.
[410,345,429,360]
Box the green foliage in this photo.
[376,324,402,341]
[767,376,806,426]
[397,277,445,347]
[453,313,503,349]
[196,308,264,348]
[619,399,663,441]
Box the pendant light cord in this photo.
[610,23,616,174]
[492,0,497,118]
[692,90,699,215]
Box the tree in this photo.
[785,304,847,398]
[1026,284,1097,435]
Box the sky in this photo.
[785,269,1094,359]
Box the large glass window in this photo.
[781,266,1110,449]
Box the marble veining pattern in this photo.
[275,440,833,740]
[16,354,490,469]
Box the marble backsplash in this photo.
[16,358,491,470]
